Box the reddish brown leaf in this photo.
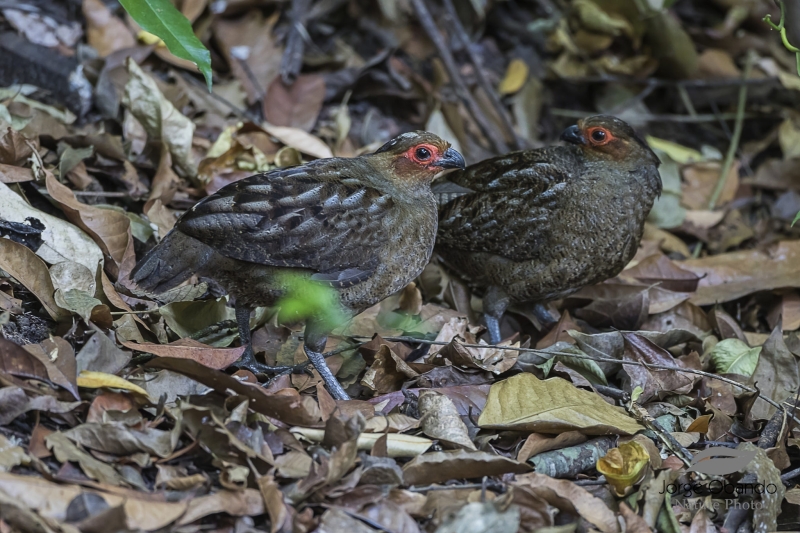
[121,339,246,370]
[263,74,326,132]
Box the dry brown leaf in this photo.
[213,12,282,105]
[478,373,643,435]
[418,390,476,451]
[0,163,34,183]
[263,74,326,132]
[0,181,104,271]
[46,174,131,278]
[146,357,322,427]
[0,238,70,321]
[0,472,187,530]
[402,449,530,486]
[260,122,333,159]
[122,59,197,180]
[516,431,587,463]
[682,240,800,305]
[121,339,246,370]
[82,0,136,56]
[513,472,620,533]
[681,161,740,209]
[178,489,265,525]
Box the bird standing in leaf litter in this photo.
[436,115,662,344]
[131,132,466,400]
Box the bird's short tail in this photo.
[130,230,212,296]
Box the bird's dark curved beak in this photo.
[433,147,467,170]
[560,125,586,145]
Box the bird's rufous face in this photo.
[394,142,466,177]
[562,119,642,162]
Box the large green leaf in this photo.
[119,0,212,90]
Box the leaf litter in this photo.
[1,0,800,531]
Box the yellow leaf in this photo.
[137,31,164,47]
[499,59,529,95]
[596,441,649,496]
[77,370,150,399]
[686,414,713,433]
[646,136,703,164]
[477,373,643,435]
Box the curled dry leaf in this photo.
[83,0,136,56]
[0,238,70,321]
[260,122,333,160]
[513,472,620,533]
[0,181,104,272]
[595,440,650,496]
[178,489,265,525]
[418,390,476,450]
[122,59,197,180]
[0,472,187,530]
[478,373,643,435]
[263,74,326,132]
[516,431,587,463]
[46,174,131,277]
[402,449,530,486]
[77,370,152,400]
[146,357,322,427]
[121,339,246,370]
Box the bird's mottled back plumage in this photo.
[131,130,465,314]
[436,115,662,330]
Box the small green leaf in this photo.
[119,0,212,90]
[709,338,761,376]
[275,273,348,332]
[792,210,800,227]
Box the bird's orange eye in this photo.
[407,144,438,165]
[587,127,613,145]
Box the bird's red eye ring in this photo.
[407,144,438,165]
[587,127,613,145]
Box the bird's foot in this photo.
[235,347,312,376]
[304,347,350,400]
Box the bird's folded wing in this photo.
[437,153,579,262]
[178,166,392,278]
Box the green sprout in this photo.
[764,0,800,75]
[274,272,348,332]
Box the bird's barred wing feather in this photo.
[178,164,392,285]
[437,148,581,262]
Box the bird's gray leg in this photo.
[234,303,295,375]
[483,286,510,345]
[304,320,350,400]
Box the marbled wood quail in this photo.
[436,115,662,344]
[131,132,465,399]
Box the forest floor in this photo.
[2,0,800,532]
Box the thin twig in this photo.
[607,83,657,116]
[36,189,132,198]
[109,307,164,316]
[559,76,779,88]
[178,71,256,122]
[346,334,800,425]
[440,0,523,150]
[708,52,755,210]
[410,0,509,154]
